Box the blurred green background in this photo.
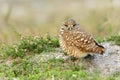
[0,0,120,43]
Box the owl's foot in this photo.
[64,56,81,65]
[70,56,82,66]
[70,56,79,61]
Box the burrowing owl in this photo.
[59,19,105,58]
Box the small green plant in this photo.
[2,44,25,58]
[106,35,120,45]
[1,36,59,58]
[19,36,59,53]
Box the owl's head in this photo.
[62,19,79,30]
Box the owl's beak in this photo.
[67,25,73,30]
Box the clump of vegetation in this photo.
[1,35,120,59]
[0,57,93,80]
[1,36,59,58]
[95,35,120,46]
[106,35,120,45]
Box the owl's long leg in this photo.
[70,56,79,61]
[83,53,95,67]
[73,52,89,66]
[68,56,81,66]
[75,58,82,66]
[63,55,79,65]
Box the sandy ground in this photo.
[31,42,120,76]
[93,42,120,76]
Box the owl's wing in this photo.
[63,29,97,52]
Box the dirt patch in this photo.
[31,42,120,76]
[92,42,120,76]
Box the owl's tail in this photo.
[94,43,105,55]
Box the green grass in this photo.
[106,35,120,45]
[0,57,120,80]
[95,35,120,45]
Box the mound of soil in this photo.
[31,42,120,76]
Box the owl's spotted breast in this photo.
[59,34,88,58]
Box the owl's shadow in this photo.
[84,54,95,60]
[70,54,94,61]
[64,54,96,67]
[63,52,95,67]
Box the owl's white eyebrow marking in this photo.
[61,27,64,30]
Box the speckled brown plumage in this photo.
[59,19,105,58]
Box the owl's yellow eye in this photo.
[73,24,76,27]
